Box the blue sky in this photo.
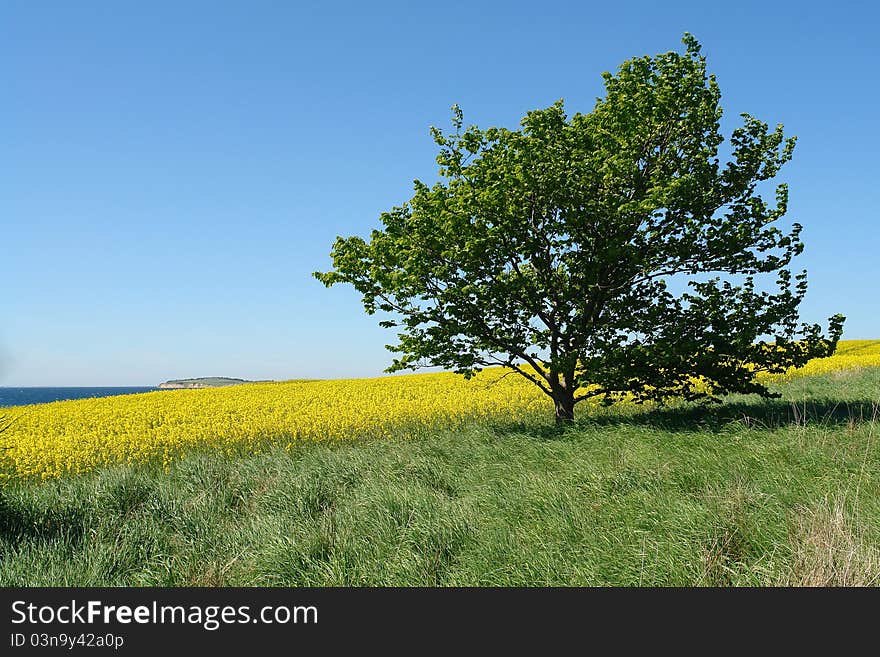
[2,1,877,385]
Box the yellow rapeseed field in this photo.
[2,340,878,481]
[1,370,547,481]
[778,339,880,377]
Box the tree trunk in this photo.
[554,391,575,424]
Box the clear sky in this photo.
[2,1,877,385]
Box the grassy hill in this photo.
[1,362,877,586]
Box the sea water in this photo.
[0,387,158,407]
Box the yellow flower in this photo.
[1,340,876,480]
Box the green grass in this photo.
[1,369,878,586]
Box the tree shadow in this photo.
[491,397,880,440]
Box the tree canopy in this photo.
[315,34,844,422]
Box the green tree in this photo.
[315,35,844,423]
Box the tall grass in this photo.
[1,368,878,586]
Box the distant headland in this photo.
[158,377,271,389]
